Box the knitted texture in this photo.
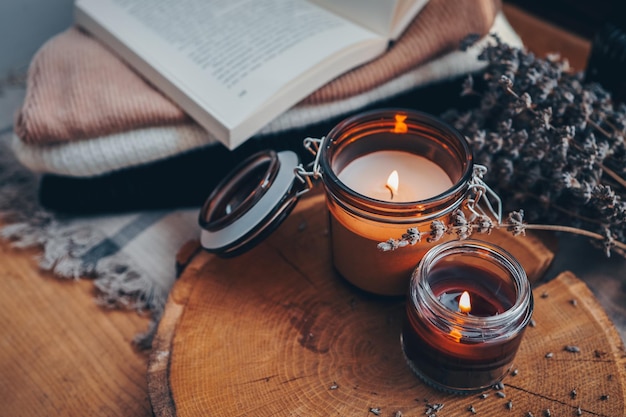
[11,125,215,177]
[14,28,189,145]
[14,0,500,146]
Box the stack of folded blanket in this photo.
[10,0,522,214]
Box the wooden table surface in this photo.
[0,5,601,417]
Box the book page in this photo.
[310,0,428,39]
[76,0,383,147]
[310,0,397,38]
[388,0,429,39]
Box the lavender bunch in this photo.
[438,36,626,256]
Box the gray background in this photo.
[0,0,73,79]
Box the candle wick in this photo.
[385,184,395,200]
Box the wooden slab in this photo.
[148,194,626,417]
[0,238,152,417]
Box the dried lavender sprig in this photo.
[438,35,626,254]
[601,163,626,189]
[378,209,626,257]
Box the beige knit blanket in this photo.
[15,0,501,145]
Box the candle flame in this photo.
[459,291,471,314]
[386,170,399,199]
[393,114,408,133]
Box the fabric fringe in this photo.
[0,137,163,348]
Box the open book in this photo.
[74,0,429,150]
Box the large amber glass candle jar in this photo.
[319,109,474,295]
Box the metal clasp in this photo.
[293,136,326,197]
[465,164,503,224]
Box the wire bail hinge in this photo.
[293,136,325,197]
[464,164,503,224]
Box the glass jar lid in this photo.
[198,150,300,257]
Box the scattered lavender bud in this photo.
[496,391,506,398]
[467,404,477,414]
[529,319,536,327]
[600,394,609,400]
[329,382,338,390]
[576,406,583,416]
[511,368,519,376]
[570,299,578,307]
[541,292,549,298]
[506,400,513,410]
[544,409,551,417]
[392,411,403,417]
[545,352,554,358]
[479,393,489,399]
[570,389,577,398]
[369,407,381,415]
[564,345,581,353]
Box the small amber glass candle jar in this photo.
[318,109,473,295]
[401,240,533,394]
